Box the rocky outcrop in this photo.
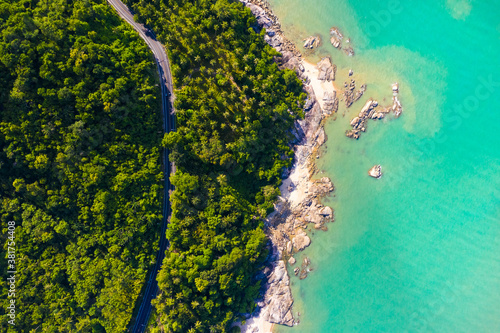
[342,79,366,108]
[292,231,311,251]
[242,0,301,57]
[368,165,382,178]
[345,84,403,139]
[260,261,294,326]
[343,45,355,56]
[266,176,335,257]
[303,35,321,49]
[345,99,377,139]
[323,91,339,114]
[392,83,403,117]
[317,57,336,82]
[239,0,336,329]
[330,27,355,56]
[330,27,343,48]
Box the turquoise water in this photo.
[268,0,500,332]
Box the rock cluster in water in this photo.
[343,79,366,108]
[368,165,382,178]
[239,0,404,328]
[345,83,404,139]
[330,26,355,56]
[330,27,343,48]
[303,35,321,49]
[317,57,336,82]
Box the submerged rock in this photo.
[303,35,321,49]
[330,27,343,48]
[319,206,333,218]
[292,232,311,251]
[368,165,382,179]
[343,46,355,56]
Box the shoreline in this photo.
[238,0,338,332]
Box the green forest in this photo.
[124,0,305,331]
[1,0,305,332]
[0,0,163,331]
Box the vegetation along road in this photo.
[107,0,175,331]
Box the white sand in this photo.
[237,316,274,333]
[301,59,338,111]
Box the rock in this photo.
[343,80,366,108]
[262,261,294,326]
[303,35,320,49]
[319,206,333,218]
[317,57,336,82]
[315,128,326,146]
[350,116,360,127]
[292,233,311,251]
[247,4,273,29]
[392,82,399,93]
[368,165,382,179]
[345,129,360,139]
[343,46,355,56]
[288,257,296,265]
[392,95,403,117]
[322,91,337,114]
[349,69,353,76]
[303,96,315,112]
[294,267,300,275]
[306,212,323,224]
[286,241,292,254]
[303,257,311,266]
[345,99,378,139]
[330,27,343,48]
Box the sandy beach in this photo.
[238,316,275,333]
[239,57,337,333]
[301,60,338,112]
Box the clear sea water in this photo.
[268,0,500,332]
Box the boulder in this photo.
[315,128,326,146]
[319,206,333,218]
[368,165,382,179]
[288,257,296,265]
[263,261,295,326]
[292,233,311,251]
[343,46,355,56]
[303,35,320,49]
[322,91,338,114]
[330,27,343,48]
[392,82,399,93]
[317,57,336,82]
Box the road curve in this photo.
[106,0,175,332]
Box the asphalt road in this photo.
[106,0,175,331]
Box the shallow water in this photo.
[268,0,500,332]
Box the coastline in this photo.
[238,0,338,331]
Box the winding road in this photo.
[106,0,175,331]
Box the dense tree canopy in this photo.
[0,0,163,331]
[125,0,305,332]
